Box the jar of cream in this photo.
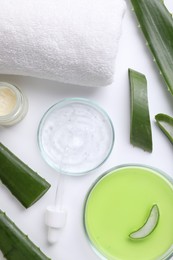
[0,82,28,126]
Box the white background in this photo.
[0,0,173,259]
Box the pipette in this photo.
[45,149,68,244]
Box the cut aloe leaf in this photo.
[155,113,173,144]
[0,210,50,260]
[0,143,50,208]
[130,0,173,95]
[129,69,152,152]
[129,205,159,239]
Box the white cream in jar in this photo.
[0,87,17,116]
[0,82,28,126]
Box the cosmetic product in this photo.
[38,98,114,176]
[0,82,28,126]
[84,165,173,260]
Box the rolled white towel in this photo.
[0,0,126,87]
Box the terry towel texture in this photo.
[0,0,126,87]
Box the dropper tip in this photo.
[45,206,67,244]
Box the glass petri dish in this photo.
[84,164,173,260]
[37,98,114,176]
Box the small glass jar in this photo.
[0,82,28,126]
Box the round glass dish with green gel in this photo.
[84,165,173,260]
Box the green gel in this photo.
[84,166,173,260]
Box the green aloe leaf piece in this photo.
[155,113,173,144]
[129,69,152,152]
[0,143,50,208]
[130,0,173,95]
[0,210,50,260]
[129,204,159,239]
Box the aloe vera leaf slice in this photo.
[155,113,173,144]
[129,204,159,239]
[130,0,173,95]
[0,210,50,260]
[0,143,50,208]
[129,69,152,152]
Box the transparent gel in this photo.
[38,98,114,176]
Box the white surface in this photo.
[0,0,126,87]
[0,0,173,259]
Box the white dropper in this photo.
[45,148,68,244]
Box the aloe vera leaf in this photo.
[155,113,173,144]
[130,0,173,95]
[129,205,159,239]
[0,143,50,208]
[129,69,152,152]
[0,210,50,260]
